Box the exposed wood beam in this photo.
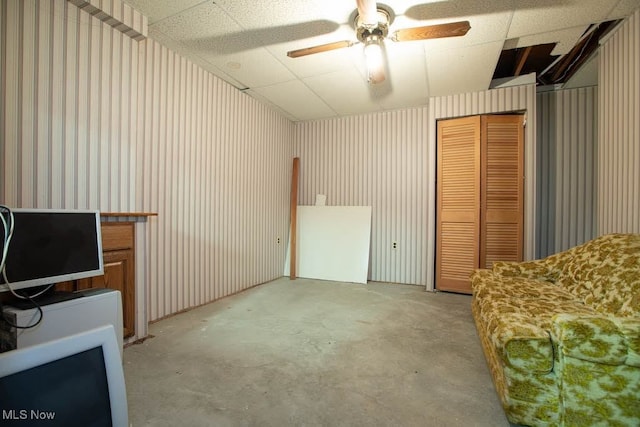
[513,46,532,76]
[550,37,587,82]
[546,21,618,84]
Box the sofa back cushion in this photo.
[555,238,601,298]
[557,234,640,317]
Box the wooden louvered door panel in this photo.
[436,116,481,293]
[480,115,524,268]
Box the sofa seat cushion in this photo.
[552,314,640,366]
[471,272,596,372]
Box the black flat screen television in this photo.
[0,209,104,293]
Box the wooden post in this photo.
[290,157,300,280]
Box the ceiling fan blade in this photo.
[287,40,355,58]
[391,20,471,42]
[356,0,379,27]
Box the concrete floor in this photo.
[123,278,509,426]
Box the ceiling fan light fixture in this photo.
[364,34,385,84]
[364,34,384,84]
[286,3,470,86]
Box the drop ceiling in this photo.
[121,0,640,121]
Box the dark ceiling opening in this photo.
[492,20,621,86]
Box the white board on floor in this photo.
[284,206,372,284]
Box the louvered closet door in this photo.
[436,116,481,293]
[480,115,524,268]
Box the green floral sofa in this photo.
[470,233,640,426]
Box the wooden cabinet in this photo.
[94,223,135,338]
[58,222,136,338]
[436,114,524,294]
[80,250,134,337]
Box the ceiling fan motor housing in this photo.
[355,8,390,42]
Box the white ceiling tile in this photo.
[399,0,514,22]
[214,0,351,28]
[376,0,515,63]
[249,81,337,121]
[298,0,364,26]
[373,43,429,107]
[268,25,360,78]
[121,0,631,121]
[303,68,383,116]
[211,4,348,54]
[391,12,512,51]
[148,2,297,88]
[607,0,640,19]
[243,89,297,122]
[122,0,204,24]
[373,78,430,110]
[150,2,241,45]
[201,48,296,89]
[508,0,617,38]
[426,41,504,97]
[513,26,587,55]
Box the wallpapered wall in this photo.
[1,0,637,320]
[0,0,294,321]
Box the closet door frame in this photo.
[436,113,524,294]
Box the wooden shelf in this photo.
[100,212,157,217]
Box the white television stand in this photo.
[0,288,123,359]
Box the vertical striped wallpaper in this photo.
[139,39,294,320]
[4,0,634,323]
[536,92,555,257]
[1,0,140,210]
[428,85,536,291]
[294,85,536,290]
[67,0,147,41]
[536,88,598,257]
[599,8,640,234]
[0,0,294,323]
[294,109,430,286]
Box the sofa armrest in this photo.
[551,313,640,425]
[551,313,640,367]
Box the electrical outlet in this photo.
[392,242,397,249]
[277,237,281,244]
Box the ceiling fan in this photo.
[287,0,471,84]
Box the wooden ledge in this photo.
[101,212,158,217]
